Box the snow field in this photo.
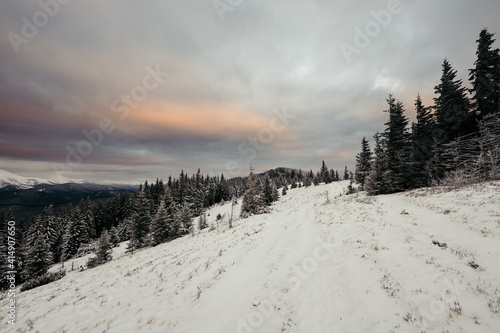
[2,181,500,332]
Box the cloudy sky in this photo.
[1,0,499,184]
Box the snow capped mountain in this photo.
[0,169,83,189]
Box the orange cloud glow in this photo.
[123,102,272,138]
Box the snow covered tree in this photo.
[469,28,500,119]
[177,201,193,236]
[149,199,171,246]
[263,176,275,206]
[109,226,120,248]
[61,207,91,261]
[355,137,372,189]
[95,230,112,264]
[240,166,268,218]
[24,217,53,279]
[282,185,287,196]
[126,190,151,253]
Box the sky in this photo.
[1,0,500,184]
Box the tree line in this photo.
[355,28,500,195]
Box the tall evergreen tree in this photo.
[411,94,435,187]
[383,94,412,191]
[434,59,474,143]
[126,190,151,253]
[469,28,500,119]
[355,137,372,188]
[365,133,391,195]
[149,199,171,246]
[94,230,112,264]
[320,161,330,184]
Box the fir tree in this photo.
[355,137,372,189]
[343,165,349,180]
[365,133,392,195]
[320,161,330,184]
[411,93,435,187]
[469,28,500,119]
[149,199,171,246]
[263,176,274,206]
[24,218,53,279]
[434,59,474,143]
[177,201,193,236]
[282,185,288,196]
[95,230,112,264]
[240,166,268,218]
[126,190,151,253]
[383,94,413,192]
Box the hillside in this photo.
[3,181,500,332]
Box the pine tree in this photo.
[109,226,120,248]
[263,176,274,206]
[95,230,112,264]
[241,166,268,218]
[281,185,287,196]
[343,165,349,180]
[469,28,500,119]
[320,161,330,183]
[61,207,91,261]
[365,133,392,195]
[383,94,412,192]
[355,137,372,189]
[126,190,151,253]
[177,201,193,236]
[149,199,171,246]
[411,93,435,187]
[24,217,53,279]
[434,58,474,143]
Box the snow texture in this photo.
[2,181,500,332]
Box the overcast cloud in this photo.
[1,0,499,184]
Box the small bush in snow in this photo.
[21,270,66,292]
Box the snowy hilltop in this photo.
[2,181,500,332]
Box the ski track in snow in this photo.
[2,181,500,333]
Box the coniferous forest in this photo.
[355,28,500,195]
[1,28,499,292]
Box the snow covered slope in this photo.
[3,181,500,332]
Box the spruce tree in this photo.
[355,137,372,189]
[177,202,193,236]
[411,93,435,187]
[24,218,53,279]
[126,190,151,253]
[434,59,474,143]
[240,166,268,218]
[149,199,171,246]
[383,94,412,192]
[263,176,274,206]
[95,230,112,264]
[320,161,330,184]
[365,133,391,195]
[343,165,349,180]
[469,28,500,119]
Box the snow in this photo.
[2,181,500,332]
[0,169,83,189]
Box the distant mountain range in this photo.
[0,169,138,220]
